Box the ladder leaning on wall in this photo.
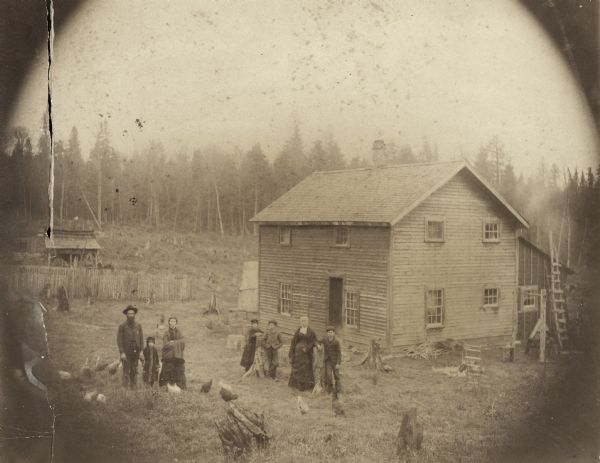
[549,232,569,352]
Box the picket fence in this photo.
[0,265,202,302]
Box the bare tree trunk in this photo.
[241,195,246,237]
[173,197,180,231]
[253,184,258,236]
[193,194,201,232]
[97,161,102,225]
[78,183,102,230]
[215,183,225,236]
[154,190,160,227]
[207,193,212,233]
[59,175,65,222]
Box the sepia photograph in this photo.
[0,1,599,462]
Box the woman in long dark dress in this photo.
[288,316,317,391]
[240,319,262,372]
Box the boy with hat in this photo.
[142,336,160,387]
[116,305,144,388]
[321,326,342,394]
[262,320,283,380]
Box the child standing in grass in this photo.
[142,337,160,387]
[262,320,283,380]
[321,326,342,394]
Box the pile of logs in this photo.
[214,402,270,458]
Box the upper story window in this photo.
[425,216,445,242]
[483,219,500,242]
[279,227,291,245]
[334,226,350,247]
[483,287,500,308]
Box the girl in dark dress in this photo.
[288,316,317,391]
[240,319,263,372]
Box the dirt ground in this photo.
[35,294,599,463]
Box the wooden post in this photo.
[539,289,546,363]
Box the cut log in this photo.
[312,344,324,394]
[215,402,270,457]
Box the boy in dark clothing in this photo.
[142,337,160,387]
[262,320,283,380]
[321,326,342,394]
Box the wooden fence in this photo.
[0,265,202,302]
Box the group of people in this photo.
[116,306,186,389]
[116,305,341,395]
[240,315,342,394]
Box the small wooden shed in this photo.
[516,235,573,342]
[45,229,102,267]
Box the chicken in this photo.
[297,396,309,415]
[96,393,107,403]
[167,383,182,393]
[80,357,92,379]
[94,356,109,372]
[107,360,120,375]
[218,381,238,402]
[83,390,98,402]
[332,391,345,417]
[200,379,213,393]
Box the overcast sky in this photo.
[10,0,599,173]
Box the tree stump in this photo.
[57,286,70,312]
[312,344,324,394]
[242,338,267,378]
[397,407,423,456]
[360,339,389,371]
[215,402,270,458]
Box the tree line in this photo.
[0,117,598,268]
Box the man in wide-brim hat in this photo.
[116,305,144,388]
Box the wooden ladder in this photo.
[549,233,569,351]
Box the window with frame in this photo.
[425,217,445,242]
[483,219,500,242]
[483,287,500,307]
[278,283,292,314]
[519,286,537,312]
[344,288,360,327]
[279,227,291,245]
[334,226,350,247]
[426,289,444,327]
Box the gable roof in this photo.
[251,160,529,228]
[45,229,102,251]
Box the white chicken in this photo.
[297,396,309,415]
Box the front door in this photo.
[328,277,344,329]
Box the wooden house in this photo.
[45,229,102,267]
[250,160,533,350]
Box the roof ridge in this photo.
[312,159,465,175]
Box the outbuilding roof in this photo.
[45,229,102,250]
[251,160,529,228]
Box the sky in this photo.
[9,0,599,172]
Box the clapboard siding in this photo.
[391,172,519,347]
[258,225,389,345]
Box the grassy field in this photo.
[42,298,591,463]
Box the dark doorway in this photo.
[328,277,343,329]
